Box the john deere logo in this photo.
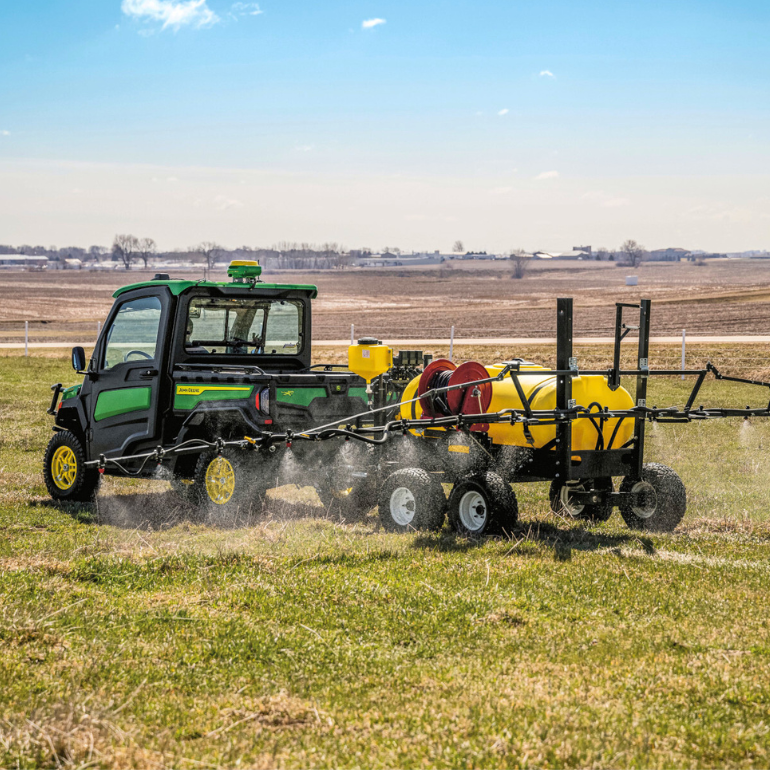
[281,390,294,396]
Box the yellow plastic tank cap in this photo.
[348,337,393,383]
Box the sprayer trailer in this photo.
[44,262,770,534]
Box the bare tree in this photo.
[453,240,464,253]
[137,237,157,269]
[509,249,531,279]
[195,241,224,270]
[88,245,108,264]
[112,234,140,270]
[595,247,611,262]
[620,239,646,267]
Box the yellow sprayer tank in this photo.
[397,362,635,451]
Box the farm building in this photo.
[0,254,48,269]
[648,247,691,262]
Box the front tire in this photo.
[619,463,686,532]
[43,431,100,503]
[448,471,518,537]
[377,468,446,533]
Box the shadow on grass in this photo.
[411,519,656,561]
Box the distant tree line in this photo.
[0,237,653,270]
[0,238,375,271]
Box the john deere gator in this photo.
[43,260,402,516]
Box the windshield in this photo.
[185,297,303,356]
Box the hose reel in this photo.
[417,359,492,419]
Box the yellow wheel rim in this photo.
[205,456,235,504]
[51,446,78,491]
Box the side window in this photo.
[102,296,162,370]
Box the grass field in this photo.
[3,351,770,768]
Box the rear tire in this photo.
[549,477,614,523]
[316,442,379,521]
[619,463,686,532]
[377,468,446,533]
[448,471,518,537]
[193,451,267,524]
[43,431,101,503]
[316,477,378,521]
[170,474,198,503]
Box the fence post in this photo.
[681,329,686,380]
[449,326,455,362]
[350,324,355,345]
[25,321,28,357]
[97,320,101,337]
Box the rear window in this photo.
[185,297,303,356]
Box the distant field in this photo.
[2,258,770,344]
[3,353,770,767]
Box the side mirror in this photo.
[71,346,86,373]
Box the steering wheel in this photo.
[124,350,153,362]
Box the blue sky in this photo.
[0,0,768,251]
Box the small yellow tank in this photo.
[397,361,634,451]
[348,339,393,383]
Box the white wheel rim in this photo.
[390,487,415,526]
[458,490,488,532]
[559,483,586,517]
[630,480,657,519]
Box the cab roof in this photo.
[113,278,318,300]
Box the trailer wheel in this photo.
[193,451,267,522]
[549,478,614,522]
[378,468,446,533]
[448,471,518,537]
[619,463,686,532]
[43,431,101,503]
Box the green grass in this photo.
[2,354,770,768]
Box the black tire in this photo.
[169,474,198,503]
[448,471,518,537]
[619,463,686,532]
[192,451,268,523]
[315,442,379,521]
[549,477,614,523]
[377,468,446,533]
[316,476,378,521]
[43,431,101,503]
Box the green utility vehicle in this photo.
[44,261,406,515]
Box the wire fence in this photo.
[3,320,770,379]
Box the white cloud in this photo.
[295,144,314,152]
[121,0,219,31]
[214,195,244,211]
[534,170,559,180]
[498,108,509,116]
[0,130,10,137]
[362,18,386,29]
[539,70,555,78]
[231,2,262,16]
